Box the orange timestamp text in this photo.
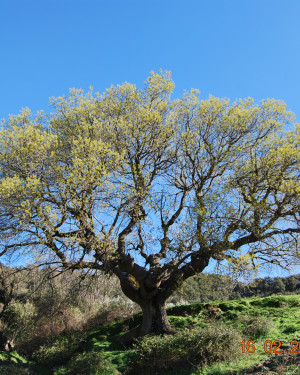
[240,340,300,354]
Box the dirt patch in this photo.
[243,341,300,374]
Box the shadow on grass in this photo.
[0,351,51,375]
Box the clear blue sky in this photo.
[1,0,300,122]
[1,0,299,278]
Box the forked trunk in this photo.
[114,242,210,345]
[117,298,176,345]
[113,267,187,344]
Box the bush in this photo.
[239,315,273,339]
[1,300,39,352]
[2,300,37,341]
[250,296,286,308]
[0,364,34,375]
[282,323,299,334]
[57,351,117,375]
[128,325,242,374]
[33,331,87,368]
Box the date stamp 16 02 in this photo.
[240,340,300,354]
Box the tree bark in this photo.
[113,269,176,344]
[116,297,176,345]
[113,253,210,345]
[141,298,176,335]
[0,332,14,352]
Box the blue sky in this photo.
[1,0,299,277]
[1,0,300,122]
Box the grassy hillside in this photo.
[1,294,299,374]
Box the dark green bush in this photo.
[250,296,286,308]
[0,364,34,375]
[33,331,86,368]
[58,351,117,375]
[128,325,242,374]
[218,301,248,312]
[224,311,239,320]
[282,324,299,334]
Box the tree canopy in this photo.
[0,71,299,340]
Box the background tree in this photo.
[272,277,286,294]
[285,275,299,292]
[0,71,299,342]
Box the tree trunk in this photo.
[141,298,175,335]
[0,332,14,352]
[113,247,211,345]
[116,297,176,345]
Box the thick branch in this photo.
[158,190,188,259]
[231,227,300,250]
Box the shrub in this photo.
[250,296,286,308]
[225,311,239,320]
[282,324,299,334]
[1,300,37,347]
[128,325,242,374]
[3,301,36,331]
[57,351,117,375]
[239,315,273,338]
[33,331,87,368]
[0,364,34,375]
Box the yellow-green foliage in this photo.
[0,70,299,274]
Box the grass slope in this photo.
[1,294,300,374]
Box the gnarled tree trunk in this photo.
[117,296,176,345]
[114,269,177,344]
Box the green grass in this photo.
[0,350,50,374]
[1,294,300,374]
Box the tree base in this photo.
[114,324,177,346]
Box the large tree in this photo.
[0,72,299,342]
